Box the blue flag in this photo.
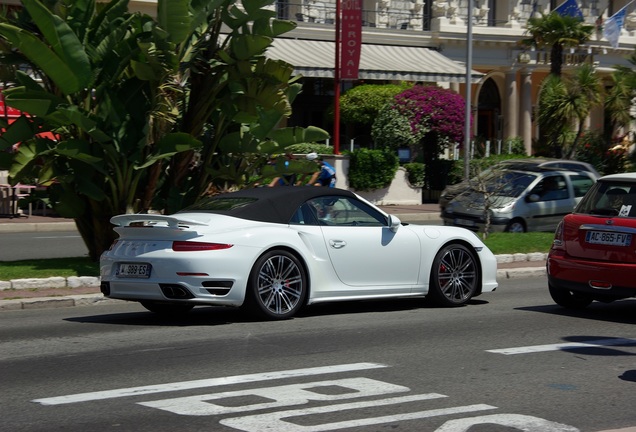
[554,0,583,19]
[603,3,632,48]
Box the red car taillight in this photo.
[551,220,565,250]
[172,241,233,252]
[107,240,119,251]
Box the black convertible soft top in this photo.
[179,187,359,224]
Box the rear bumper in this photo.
[547,250,636,299]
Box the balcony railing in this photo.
[276,2,433,31]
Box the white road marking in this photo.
[32,362,387,406]
[487,338,636,355]
[435,414,579,432]
[221,396,495,432]
[139,378,413,416]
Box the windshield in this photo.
[472,171,537,197]
[575,181,636,217]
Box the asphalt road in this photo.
[0,230,89,261]
[1,276,635,432]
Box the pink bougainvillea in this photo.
[393,85,467,145]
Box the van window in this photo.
[531,176,568,201]
[570,175,595,198]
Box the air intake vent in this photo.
[201,280,234,288]
[202,280,233,296]
[205,288,231,296]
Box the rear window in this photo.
[575,181,636,217]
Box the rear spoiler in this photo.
[110,214,208,228]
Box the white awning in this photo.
[266,39,483,83]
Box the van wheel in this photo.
[505,219,526,233]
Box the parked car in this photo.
[100,187,498,320]
[547,172,636,309]
[441,168,597,233]
[439,158,601,212]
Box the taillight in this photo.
[172,241,233,252]
[552,220,564,250]
[107,240,119,251]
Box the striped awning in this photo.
[266,38,483,83]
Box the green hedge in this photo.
[286,143,334,155]
[348,148,399,191]
[403,162,425,187]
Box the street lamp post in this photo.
[463,0,473,181]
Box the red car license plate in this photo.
[116,263,152,278]
[585,231,632,246]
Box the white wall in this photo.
[325,155,422,205]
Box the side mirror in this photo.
[526,193,540,203]
[388,215,401,232]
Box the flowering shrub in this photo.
[371,85,468,158]
[393,85,466,146]
[576,131,628,175]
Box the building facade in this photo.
[4,0,636,156]
[266,0,636,156]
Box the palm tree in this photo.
[537,64,603,158]
[566,63,603,157]
[523,13,594,77]
[604,50,636,140]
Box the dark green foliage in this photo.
[340,82,412,126]
[348,148,399,191]
[576,131,628,175]
[506,137,527,155]
[285,143,334,155]
[403,162,425,187]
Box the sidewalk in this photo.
[0,205,547,311]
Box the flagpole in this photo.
[333,0,341,155]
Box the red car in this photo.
[547,173,636,309]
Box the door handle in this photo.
[329,239,346,249]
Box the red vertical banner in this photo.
[340,0,361,80]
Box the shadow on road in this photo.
[65,297,490,326]
[515,299,636,325]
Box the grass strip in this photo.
[482,232,554,255]
[0,257,99,280]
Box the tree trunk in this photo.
[550,44,563,77]
[75,200,119,262]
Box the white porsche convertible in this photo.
[100,187,498,320]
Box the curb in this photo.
[0,221,77,233]
[0,294,122,311]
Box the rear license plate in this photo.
[116,262,152,278]
[455,218,475,227]
[585,231,632,246]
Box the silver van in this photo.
[438,158,601,212]
[441,169,597,233]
